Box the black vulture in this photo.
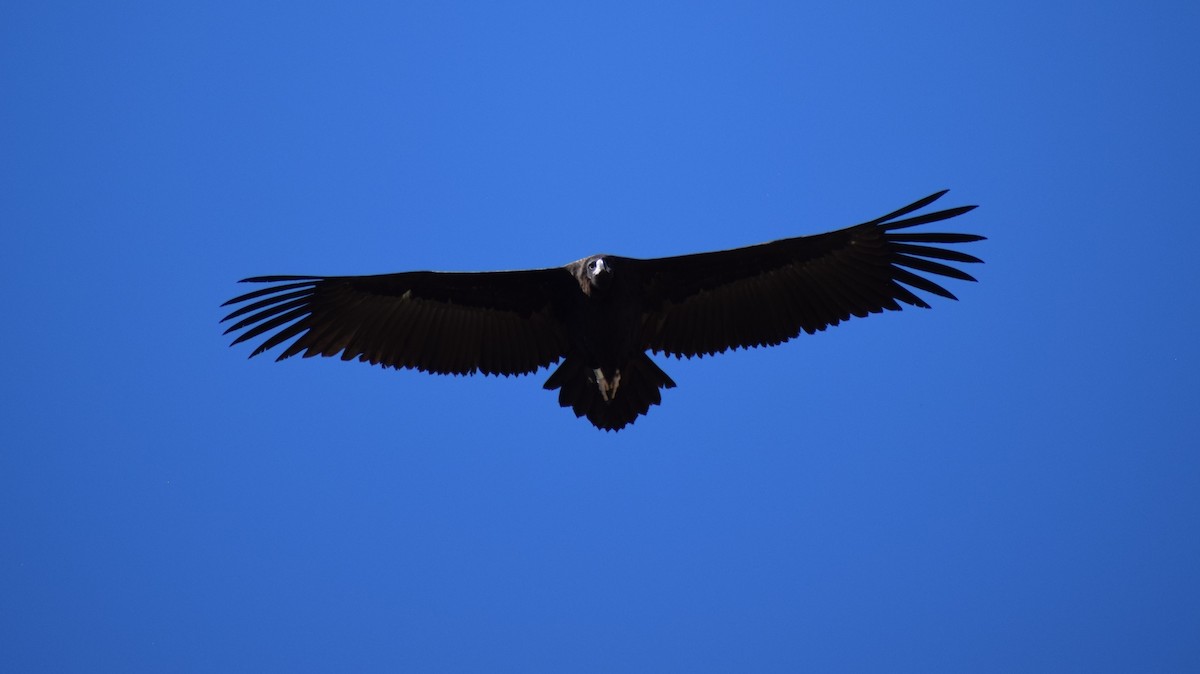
[222,191,984,430]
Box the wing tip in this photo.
[238,275,322,283]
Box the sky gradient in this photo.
[3,1,1199,671]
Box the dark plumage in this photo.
[222,191,984,430]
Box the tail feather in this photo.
[544,353,676,431]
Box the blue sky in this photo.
[3,1,1198,671]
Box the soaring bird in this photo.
[222,191,984,430]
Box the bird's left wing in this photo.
[221,269,574,376]
[629,191,985,358]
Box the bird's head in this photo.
[585,256,611,289]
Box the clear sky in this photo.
[3,1,1198,671]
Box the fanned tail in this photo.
[544,353,677,431]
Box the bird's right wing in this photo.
[221,269,575,376]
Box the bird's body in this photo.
[222,191,984,430]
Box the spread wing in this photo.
[221,269,575,376]
[632,191,985,358]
